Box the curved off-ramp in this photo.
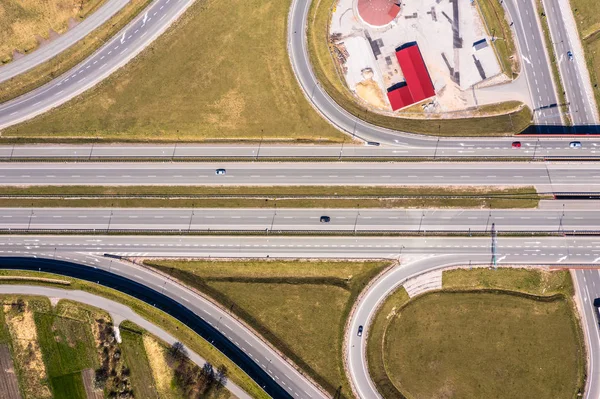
[346,254,600,399]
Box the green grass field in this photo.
[368,268,585,398]
[384,292,584,398]
[119,324,160,399]
[2,0,343,143]
[0,270,268,399]
[145,259,390,398]
[307,0,532,136]
[34,304,99,399]
[0,185,543,209]
[571,0,600,114]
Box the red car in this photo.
[511,141,522,148]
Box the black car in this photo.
[215,168,226,175]
[357,325,363,337]
[320,216,331,223]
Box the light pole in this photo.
[353,205,360,235]
[27,206,34,232]
[188,207,195,233]
[269,203,277,233]
[106,208,114,233]
[398,245,405,263]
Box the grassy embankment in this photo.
[475,0,520,78]
[0,271,268,399]
[571,0,600,114]
[0,185,543,209]
[368,268,586,398]
[1,0,344,143]
[0,0,106,63]
[536,0,571,125]
[307,0,532,136]
[144,259,392,399]
[0,0,152,104]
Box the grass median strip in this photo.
[571,0,600,114]
[144,259,391,399]
[368,268,585,398]
[0,185,542,208]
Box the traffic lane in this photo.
[542,0,596,126]
[500,0,559,124]
[2,235,600,263]
[575,269,600,399]
[1,161,595,186]
[4,208,600,232]
[3,141,600,160]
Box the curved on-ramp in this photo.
[346,254,600,399]
[0,255,327,399]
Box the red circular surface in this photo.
[357,0,401,26]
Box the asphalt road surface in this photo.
[3,141,600,159]
[502,0,561,125]
[0,162,599,192]
[0,285,251,399]
[2,235,599,397]
[0,0,129,83]
[574,269,600,399]
[2,206,600,233]
[542,0,598,127]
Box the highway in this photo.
[0,162,599,192]
[2,235,600,398]
[0,285,251,399]
[2,206,600,233]
[542,0,599,127]
[502,0,561,125]
[0,0,130,83]
[4,141,600,159]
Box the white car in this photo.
[215,168,226,175]
[569,141,582,149]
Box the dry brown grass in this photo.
[3,300,52,398]
[143,335,179,399]
[0,0,106,63]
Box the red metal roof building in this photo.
[386,43,435,111]
[357,0,401,27]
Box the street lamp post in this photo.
[188,207,195,233]
[269,203,277,233]
[27,207,34,232]
[353,205,360,235]
[107,209,114,233]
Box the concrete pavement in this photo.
[0,285,251,399]
[3,206,600,233]
[0,162,599,192]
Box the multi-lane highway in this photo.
[2,206,599,233]
[3,141,600,159]
[0,162,598,192]
[542,0,599,127]
[501,0,561,125]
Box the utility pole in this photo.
[27,206,34,232]
[433,137,440,159]
[269,203,277,233]
[107,208,114,233]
